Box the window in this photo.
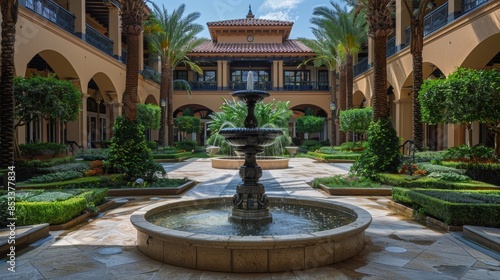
[195,70,216,82]
[174,70,188,81]
[231,70,270,90]
[284,70,310,90]
[318,70,329,90]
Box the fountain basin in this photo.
[219,127,282,147]
[211,157,290,169]
[131,196,372,273]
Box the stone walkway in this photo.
[1,158,499,279]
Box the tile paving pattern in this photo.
[1,158,499,279]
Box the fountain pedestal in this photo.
[220,78,281,224]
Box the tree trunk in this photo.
[0,0,18,169]
[346,53,354,142]
[166,66,175,146]
[495,132,500,158]
[466,123,473,147]
[330,69,337,146]
[158,63,168,146]
[373,34,388,121]
[123,26,140,121]
[338,64,347,144]
[411,20,424,151]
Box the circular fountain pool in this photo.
[131,196,372,273]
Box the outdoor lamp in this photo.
[329,102,336,112]
[161,99,167,107]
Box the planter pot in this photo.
[285,146,299,157]
[206,146,220,156]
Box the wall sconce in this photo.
[329,102,336,112]
[161,99,167,107]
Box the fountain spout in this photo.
[246,71,254,91]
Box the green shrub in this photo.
[351,118,401,180]
[146,141,158,150]
[42,162,89,173]
[418,162,465,175]
[19,142,66,158]
[175,140,198,151]
[25,171,83,184]
[18,176,102,189]
[338,141,366,151]
[307,151,361,161]
[427,172,471,182]
[152,151,193,160]
[442,145,494,162]
[392,187,500,227]
[312,175,379,188]
[379,173,495,189]
[301,140,321,151]
[12,189,107,225]
[17,156,76,168]
[77,148,109,161]
[106,116,165,181]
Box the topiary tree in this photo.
[419,68,500,156]
[350,117,401,180]
[136,103,161,131]
[339,107,373,142]
[106,116,164,181]
[296,115,325,139]
[174,115,201,141]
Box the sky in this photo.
[149,0,338,39]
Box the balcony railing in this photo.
[85,24,113,56]
[141,66,161,84]
[354,57,370,77]
[424,3,448,36]
[463,0,489,14]
[229,81,273,91]
[404,26,411,47]
[283,81,329,91]
[121,48,127,64]
[21,0,75,34]
[386,36,396,57]
[188,81,218,91]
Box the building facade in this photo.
[7,0,500,151]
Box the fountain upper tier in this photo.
[219,127,282,147]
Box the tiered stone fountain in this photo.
[219,73,282,224]
[131,72,372,272]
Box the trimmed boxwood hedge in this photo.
[3,189,107,226]
[379,173,496,189]
[392,187,500,227]
[18,176,102,189]
[307,151,361,161]
[152,151,193,160]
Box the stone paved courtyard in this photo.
[1,158,499,279]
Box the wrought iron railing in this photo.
[353,57,370,77]
[229,81,273,91]
[424,3,448,36]
[85,24,114,56]
[282,81,329,91]
[386,36,396,57]
[21,0,75,34]
[404,26,411,47]
[187,81,218,91]
[462,0,489,14]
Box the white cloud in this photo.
[260,0,303,10]
[258,0,303,22]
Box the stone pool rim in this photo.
[131,196,372,272]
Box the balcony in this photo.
[85,24,113,56]
[141,66,161,84]
[283,81,329,91]
[21,0,75,34]
[188,81,218,91]
[462,0,489,14]
[354,57,370,78]
[424,3,448,36]
[229,81,272,91]
[386,37,396,57]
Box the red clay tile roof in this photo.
[207,18,293,27]
[191,40,313,54]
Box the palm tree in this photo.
[311,2,367,142]
[120,0,146,121]
[348,0,394,121]
[298,30,339,146]
[403,0,434,151]
[0,0,19,169]
[144,3,205,146]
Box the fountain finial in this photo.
[246,71,254,91]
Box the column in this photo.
[448,0,461,21]
[396,0,410,50]
[69,0,85,37]
[367,37,374,66]
[272,60,279,91]
[394,98,412,141]
[108,6,122,58]
[222,60,228,90]
[217,60,223,90]
[277,60,284,90]
[80,95,88,148]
